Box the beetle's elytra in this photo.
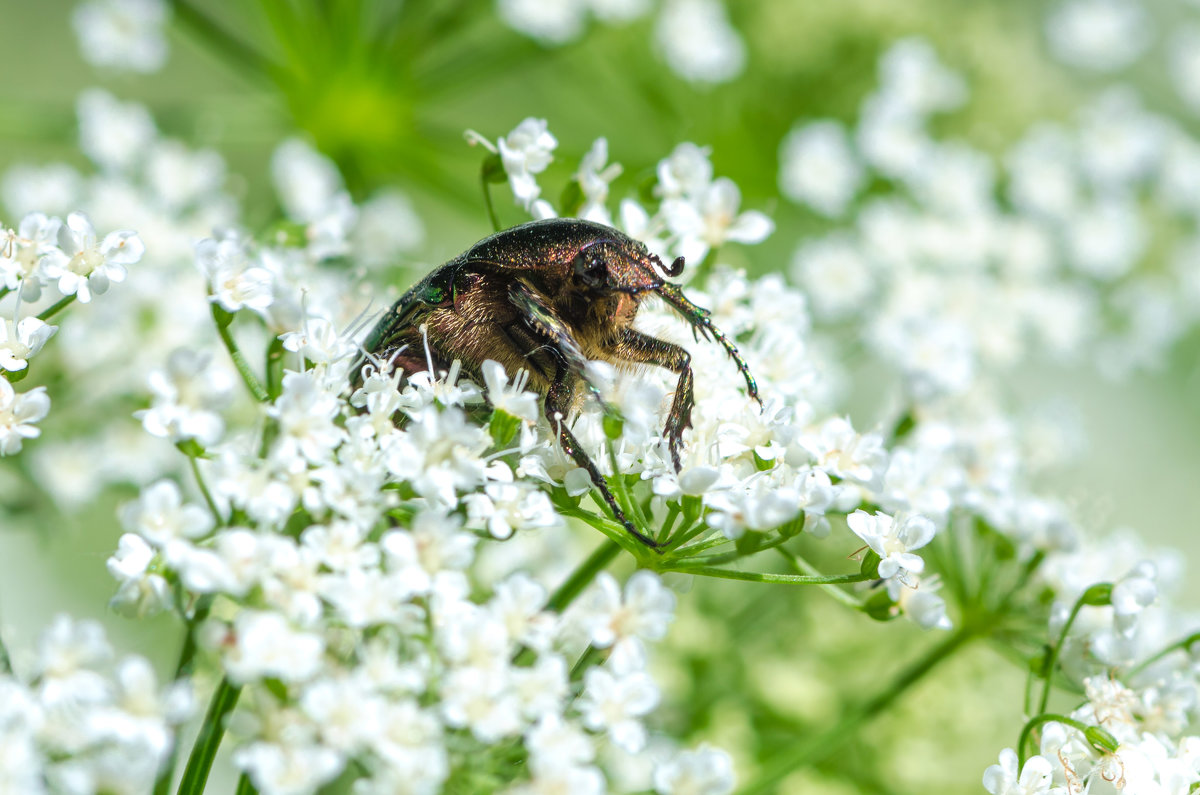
[359,218,760,548]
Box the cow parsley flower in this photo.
[848,510,936,588]
[0,380,50,455]
[0,317,56,371]
[779,121,865,217]
[42,211,142,303]
[1045,0,1151,73]
[72,0,170,73]
[498,118,559,211]
[655,0,746,84]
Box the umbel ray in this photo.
[356,218,760,548]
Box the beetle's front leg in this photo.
[546,363,659,548]
[609,329,694,473]
[655,282,761,406]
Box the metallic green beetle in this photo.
[359,218,759,547]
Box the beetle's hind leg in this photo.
[608,329,694,474]
[546,364,660,549]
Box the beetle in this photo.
[358,218,760,547]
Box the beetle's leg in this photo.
[608,329,694,473]
[654,282,761,406]
[508,281,615,413]
[546,362,659,549]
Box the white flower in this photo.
[0,317,56,371]
[778,121,864,217]
[1110,561,1157,637]
[353,189,425,267]
[571,571,675,668]
[654,744,736,795]
[195,234,275,314]
[106,533,170,618]
[663,178,773,264]
[577,667,659,752]
[271,138,345,224]
[0,213,62,301]
[655,0,746,84]
[982,748,1055,795]
[0,380,50,455]
[497,0,587,44]
[877,38,967,117]
[136,347,232,447]
[656,143,714,201]
[481,360,541,423]
[1169,28,1200,114]
[233,742,344,795]
[118,480,213,565]
[499,118,558,210]
[440,667,523,742]
[76,90,158,173]
[72,0,170,73]
[790,234,873,319]
[799,416,888,485]
[576,137,623,224]
[223,610,326,684]
[42,211,141,303]
[1045,0,1151,73]
[146,139,227,211]
[848,510,936,588]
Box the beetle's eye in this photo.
[573,250,607,289]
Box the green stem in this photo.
[1036,592,1090,715]
[177,676,241,795]
[742,622,980,794]
[37,294,76,321]
[546,540,621,613]
[0,617,11,675]
[776,547,864,609]
[1016,713,1093,769]
[171,0,279,82]
[668,566,871,586]
[569,645,601,682]
[154,596,215,795]
[481,171,501,233]
[187,454,223,527]
[1125,631,1200,680]
[235,773,258,795]
[213,305,269,403]
[264,337,286,401]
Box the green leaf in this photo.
[861,587,899,622]
[1081,583,1113,606]
[489,409,521,447]
[602,413,624,441]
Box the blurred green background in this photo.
[3,1,1200,792]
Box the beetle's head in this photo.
[570,238,685,294]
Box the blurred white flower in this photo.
[655,0,745,84]
[497,0,587,44]
[663,177,773,263]
[778,120,864,217]
[76,90,158,173]
[0,380,49,455]
[1045,0,1151,72]
[72,0,170,73]
[654,744,736,795]
[136,347,232,447]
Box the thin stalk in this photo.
[1036,592,1089,715]
[177,676,241,795]
[668,565,871,586]
[546,540,621,613]
[776,547,864,609]
[569,645,601,682]
[742,622,980,794]
[1016,713,1095,769]
[37,294,76,321]
[235,773,258,795]
[153,596,215,795]
[0,619,10,675]
[187,454,222,527]
[481,172,501,233]
[213,306,269,403]
[1125,631,1200,679]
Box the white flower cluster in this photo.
[496,0,745,84]
[0,93,424,506]
[72,0,171,73]
[986,673,1200,794]
[0,207,144,455]
[779,38,1200,401]
[108,349,736,792]
[0,615,191,794]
